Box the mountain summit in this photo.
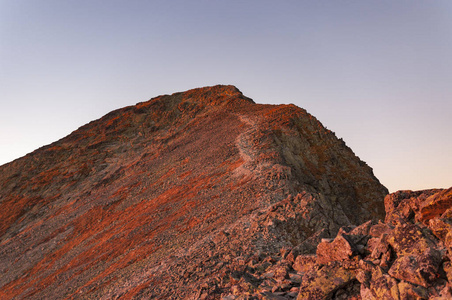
[0,85,390,298]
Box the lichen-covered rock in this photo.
[297,261,356,299]
[366,266,400,300]
[428,217,452,245]
[388,252,441,288]
[387,223,440,256]
[384,189,440,225]
[297,188,451,300]
[368,221,392,237]
[292,254,316,274]
[287,228,330,261]
[397,280,429,300]
[419,187,452,223]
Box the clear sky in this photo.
[1,1,451,192]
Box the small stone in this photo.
[356,270,370,285]
[370,233,389,259]
[230,285,240,295]
[369,221,392,237]
[288,273,302,283]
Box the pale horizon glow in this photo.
[1,1,451,192]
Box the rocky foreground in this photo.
[0,85,449,299]
[215,188,452,300]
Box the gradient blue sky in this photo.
[1,1,451,192]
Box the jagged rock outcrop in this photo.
[0,85,388,299]
[293,188,452,300]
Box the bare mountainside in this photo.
[0,85,391,299]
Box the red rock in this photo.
[367,266,400,300]
[369,233,390,260]
[428,218,452,246]
[387,223,439,257]
[292,255,317,273]
[316,232,356,265]
[368,221,393,237]
[388,252,441,288]
[384,189,440,225]
[297,262,356,300]
[397,280,429,300]
[292,188,452,300]
[419,187,452,223]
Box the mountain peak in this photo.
[182,84,245,99]
[0,86,390,299]
[142,84,252,109]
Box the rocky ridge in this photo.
[0,85,418,299]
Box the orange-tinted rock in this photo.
[419,187,452,223]
[397,280,429,300]
[316,233,355,265]
[384,189,440,225]
[388,252,441,288]
[293,254,317,273]
[296,188,451,300]
[369,221,392,237]
[363,266,400,300]
[428,218,452,246]
[297,261,356,300]
[387,223,439,257]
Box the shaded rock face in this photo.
[0,85,388,299]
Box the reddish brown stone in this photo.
[301,188,451,299]
[316,233,356,265]
[367,266,400,300]
[419,188,452,223]
[387,223,439,257]
[384,189,440,225]
[297,262,356,300]
[388,252,441,288]
[397,280,429,300]
[428,218,452,245]
[293,255,317,274]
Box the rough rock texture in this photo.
[292,187,452,300]
[201,188,451,299]
[0,85,388,299]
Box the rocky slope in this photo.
[213,188,452,299]
[1,85,391,299]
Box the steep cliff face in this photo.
[0,85,388,299]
